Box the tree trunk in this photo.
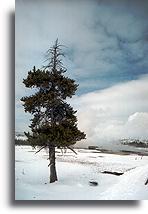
[49,145,58,183]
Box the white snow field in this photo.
[15,146,148,200]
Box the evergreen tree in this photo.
[21,39,86,183]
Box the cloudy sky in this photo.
[16,0,148,146]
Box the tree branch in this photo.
[67,146,77,155]
[35,145,46,154]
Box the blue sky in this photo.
[16,0,148,143]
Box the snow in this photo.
[15,135,27,141]
[15,146,148,200]
[99,165,148,200]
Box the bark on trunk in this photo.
[49,145,58,183]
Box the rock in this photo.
[101,171,124,176]
[89,181,98,186]
[145,178,148,185]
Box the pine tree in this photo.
[21,39,86,183]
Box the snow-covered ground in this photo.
[15,146,148,200]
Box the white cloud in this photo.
[125,112,148,138]
[70,75,148,147]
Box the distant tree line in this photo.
[121,139,148,148]
[15,139,29,145]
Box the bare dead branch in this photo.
[35,145,46,154]
[48,162,54,167]
[67,146,77,155]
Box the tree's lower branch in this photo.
[67,146,77,155]
[35,145,46,154]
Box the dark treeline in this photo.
[15,139,30,146]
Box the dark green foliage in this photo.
[21,40,86,148]
[15,139,29,146]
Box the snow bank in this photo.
[15,146,148,200]
[99,165,148,200]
